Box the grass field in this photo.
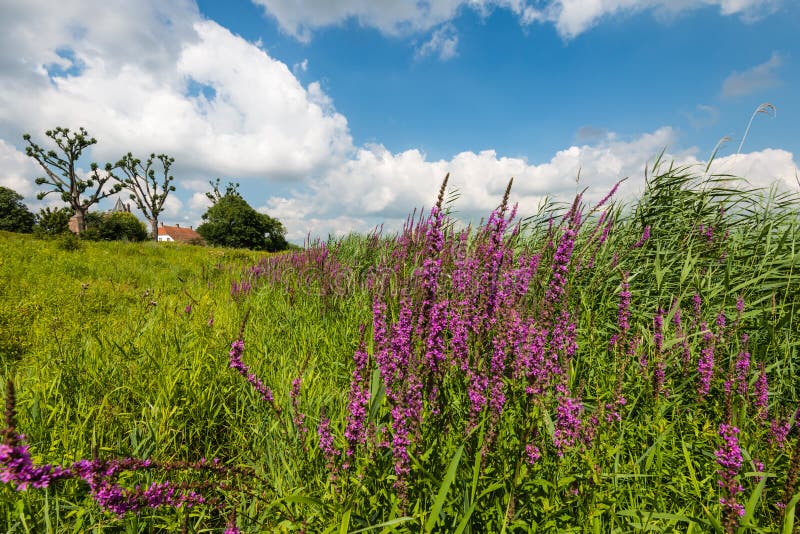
[1,163,799,532]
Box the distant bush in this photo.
[98,211,148,242]
[35,206,73,235]
[56,233,82,251]
[72,211,148,242]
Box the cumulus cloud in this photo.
[261,127,682,241]
[250,0,468,40]
[701,149,799,189]
[1,0,796,243]
[722,51,783,97]
[416,24,460,61]
[250,0,783,41]
[0,139,40,198]
[260,125,800,242]
[0,0,353,191]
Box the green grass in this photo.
[0,164,799,532]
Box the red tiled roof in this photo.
[158,225,205,244]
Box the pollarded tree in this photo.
[114,152,176,241]
[0,186,35,233]
[23,127,121,233]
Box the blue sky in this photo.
[200,0,798,160]
[0,1,798,241]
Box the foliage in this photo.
[1,165,800,532]
[34,206,72,235]
[114,152,177,241]
[97,211,149,242]
[205,177,241,205]
[0,187,35,233]
[23,127,122,233]
[197,193,288,252]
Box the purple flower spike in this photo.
[633,225,650,248]
[229,339,274,404]
[716,424,745,529]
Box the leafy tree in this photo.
[205,178,241,204]
[197,193,288,251]
[0,186,35,233]
[35,206,73,235]
[23,127,122,233]
[114,152,176,241]
[97,212,148,242]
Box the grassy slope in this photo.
[0,168,799,532]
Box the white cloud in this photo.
[250,0,468,41]
[1,0,796,243]
[416,24,460,61]
[0,1,353,185]
[0,139,40,198]
[293,59,309,74]
[261,127,682,241]
[702,149,799,189]
[722,51,783,97]
[261,125,800,242]
[250,0,783,41]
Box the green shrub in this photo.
[35,206,73,235]
[98,211,148,242]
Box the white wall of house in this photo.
[158,235,174,242]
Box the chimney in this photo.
[176,223,180,228]
[160,221,164,227]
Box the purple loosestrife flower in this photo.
[525,444,541,465]
[753,363,768,419]
[448,309,470,372]
[466,370,488,419]
[693,293,702,320]
[87,480,204,517]
[632,225,650,248]
[735,344,750,397]
[697,325,715,398]
[546,228,576,305]
[769,416,791,449]
[653,309,664,352]
[344,336,371,456]
[604,395,626,423]
[553,385,584,456]
[488,336,509,417]
[0,442,71,489]
[617,274,631,339]
[230,280,251,300]
[716,424,745,530]
[318,416,337,456]
[592,181,621,212]
[228,339,274,404]
[422,300,448,374]
[290,376,308,445]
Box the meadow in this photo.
[1,162,799,533]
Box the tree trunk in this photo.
[73,208,86,233]
[150,218,159,242]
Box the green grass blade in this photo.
[424,444,464,533]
